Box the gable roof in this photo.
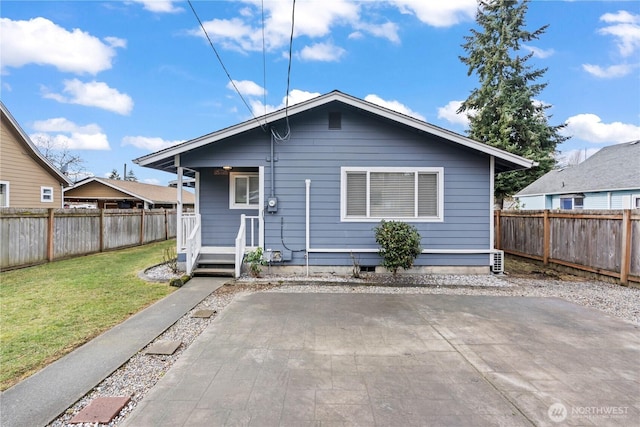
[0,101,73,187]
[65,177,195,205]
[134,90,536,174]
[516,141,640,196]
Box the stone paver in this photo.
[70,396,131,424]
[123,293,640,427]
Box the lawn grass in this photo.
[0,240,176,391]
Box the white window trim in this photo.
[41,186,54,203]
[340,166,444,222]
[632,195,640,209]
[560,196,584,210]
[229,172,259,210]
[0,181,9,207]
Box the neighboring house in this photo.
[0,101,73,208]
[515,141,640,210]
[64,177,195,210]
[134,91,535,276]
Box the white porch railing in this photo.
[235,214,247,278]
[234,214,260,277]
[185,214,201,275]
[180,213,198,250]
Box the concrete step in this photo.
[197,253,235,264]
[192,267,235,277]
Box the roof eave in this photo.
[134,91,535,173]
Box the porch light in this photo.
[222,165,233,171]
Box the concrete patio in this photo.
[123,293,639,426]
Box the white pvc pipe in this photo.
[305,179,311,276]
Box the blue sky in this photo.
[1,0,639,186]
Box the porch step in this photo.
[192,253,236,277]
[192,267,235,277]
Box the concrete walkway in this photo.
[0,277,226,427]
[123,293,640,427]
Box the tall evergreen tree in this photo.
[108,169,121,180]
[458,0,567,206]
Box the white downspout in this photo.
[194,170,200,215]
[305,179,311,276]
[176,155,182,254]
[489,156,495,265]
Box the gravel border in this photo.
[48,272,639,426]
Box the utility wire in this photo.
[187,0,267,131]
[271,0,296,142]
[261,0,267,119]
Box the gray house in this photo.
[134,91,534,276]
[515,141,640,210]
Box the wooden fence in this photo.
[0,208,177,271]
[495,210,639,285]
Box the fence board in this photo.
[1,208,177,270]
[496,209,639,284]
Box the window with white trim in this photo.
[229,172,259,209]
[41,186,53,203]
[341,167,444,221]
[560,196,583,210]
[0,181,9,207]
[633,195,640,209]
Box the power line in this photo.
[261,0,267,119]
[187,0,266,131]
[271,0,296,142]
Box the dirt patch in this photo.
[504,255,584,282]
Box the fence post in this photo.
[47,208,55,262]
[164,209,169,241]
[620,209,631,285]
[140,209,145,245]
[99,209,105,252]
[495,210,501,250]
[543,210,550,265]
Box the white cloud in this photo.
[248,89,321,117]
[522,44,555,59]
[581,10,640,79]
[143,178,161,185]
[598,10,640,57]
[227,80,266,97]
[582,63,635,78]
[601,10,640,25]
[387,0,476,27]
[32,117,101,134]
[30,118,110,151]
[352,21,400,44]
[131,0,183,14]
[121,136,184,151]
[299,42,346,62]
[365,94,425,121]
[437,100,469,127]
[561,113,640,144]
[43,79,133,115]
[0,17,123,75]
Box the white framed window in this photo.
[560,196,583,210]
[0,181,9,207]
[633,195,640,209]
[41,186,53,203]
[229,172,259,209]
[341,167,444,222]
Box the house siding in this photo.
[0,118,64,208]
[184,104,491,267]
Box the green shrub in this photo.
[374,220,422,275]
[244,247,266,277]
